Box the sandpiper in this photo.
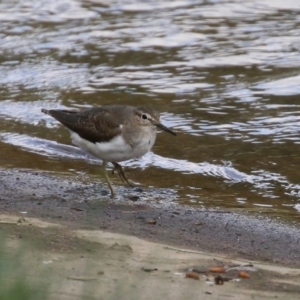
[42,105,176,197]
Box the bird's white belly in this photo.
[70,131,154,162]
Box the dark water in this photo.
[1,0,300,222]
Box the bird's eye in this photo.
[142,114,148,120]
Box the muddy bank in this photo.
[1,168,300,267]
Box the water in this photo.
[1,0,300,222]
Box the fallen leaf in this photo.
[186,272,200,280]
[209,267,225,273]
[238,271,250,279]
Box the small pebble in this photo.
[214,275,224,285]
[142,267,158,272]
[128,195,139,201]
[147,219,156,225]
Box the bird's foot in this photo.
[112,162,135,187]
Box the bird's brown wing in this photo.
[42,108,122,143]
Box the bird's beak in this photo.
[155,122,176,136]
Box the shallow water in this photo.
[1,0,300,222]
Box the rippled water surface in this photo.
[1,0,300,222]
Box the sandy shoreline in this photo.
[1,213,300,300]
[1,168,300,267]
[1,168,300,298]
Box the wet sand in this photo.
[1,168,300,267]
[1,168,300,299]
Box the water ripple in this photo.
[2,132,300,204]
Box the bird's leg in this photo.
[102,161,116,198]
[112,162,134,187]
